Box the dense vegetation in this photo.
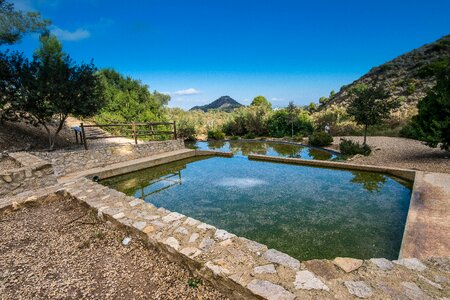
[401,67,450,150]
[1,34,105,149]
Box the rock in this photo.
[180,247,202,258]
[164,237,180,250]
[205,261,231,276]
[333,257,363,272]
[189,233,199,243]
[247,279,295,300]
[184,217,200,226]
[263,249,300,270]
[240,237,267,253]
[344,281,373,298]
[3,175,12,183]
[303,259,340,280]
[122,237,132,246]
[143,225,155,234]
[393,258,427,271]
[401,282,431,300]
[132,221,146,231]
[253,264,277,275]
[294,270,329,291]
[197,222,216,230]
[418,275,443,290]
[214,229,236,241]
[370,258,394,271]
[162,212,185,223]
[112,212,125,219]
[174,226,189,235]
[199,237,215,251]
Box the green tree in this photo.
[250,95,272,109]
[287,101,297,137]
[347,84,399,145]
[95,68,169,125]
[406,67,450,150]
[23,34,105,149]
[0,0,50,45]
[0,50,29,121]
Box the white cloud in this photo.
[174,88,201,96]
[51,27,91,41]
[271,97,285,101]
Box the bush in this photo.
[339,139,372,156]
[416,58,449,78]
[207,130,225,140]
[178,121,197,141]
[308,131,333,147]
[244,132,256,139]
[230,135,240,140]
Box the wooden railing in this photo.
[73,122,177,150]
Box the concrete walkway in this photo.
[400,171,450,259]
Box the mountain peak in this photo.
[190,96,243,112]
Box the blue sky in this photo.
[5,0,450,109]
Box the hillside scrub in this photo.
[401,67,450,150]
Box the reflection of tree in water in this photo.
[351,171,387,192]
[207,140,226,149]
[229,141,268,156]
[308,148,332,160]
[102,156,209,196]
[270,143,301,157]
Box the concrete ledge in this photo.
[195,150,234,157]
[248,154,416,181]
[59,149,196,182]
[400,171,450,259]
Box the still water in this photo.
[186,140,338,160]
[102,155,411,260]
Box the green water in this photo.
[102,156,412,260]
[186,140,339,160]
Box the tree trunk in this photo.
[291,122,294,138]
[363,124,368,145]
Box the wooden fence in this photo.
[73,122,177,150]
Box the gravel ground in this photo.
[0,195,228,300]
[331,136,450,173]
[0,157,22,170]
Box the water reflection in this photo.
[102,156,412,261]
[350,171,387,192]
[188,140,337,160]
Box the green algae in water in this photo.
[186,140,338,160]
[102,156,412,261]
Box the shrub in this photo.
[416,58,449,78]
[308,131,333,147]
[244,132,256,139]
[230,135,240,140]
[177,121,196,141]
[207,130,225,140]
[339,139,372,156]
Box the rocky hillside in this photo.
[324,34,450,111]
[190,96,243,112]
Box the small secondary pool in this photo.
[186,140,338,160]
[102,155,412,261]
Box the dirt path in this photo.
[331,136,450,173]
[0,195,228,299]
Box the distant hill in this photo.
[321,34,450,112]
[190,96,243,112]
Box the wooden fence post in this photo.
[132,122,137,144]
[80,123,88,150]
[173,121,177,140]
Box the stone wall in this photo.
[0,152,57,198]
[32,139,185,177]
[58,177,449,300]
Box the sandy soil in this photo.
[0,195,228,300]
[331,136,450,173]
